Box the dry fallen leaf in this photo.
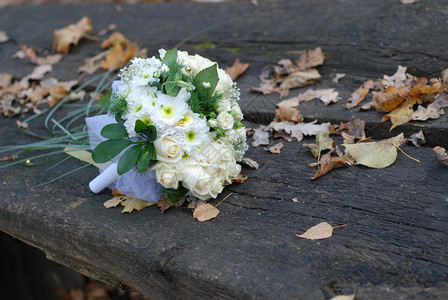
[252,126,270,147]
[296,222,333,240]
[303,131,335,157]
[274,106,303,123]
[78,51,108,74]
[64,147,110,169]
[309,151,353,180]
[343,133,405,168]
[27,64,52,80]
[411,102,444,121]
[408,130,426,147]
[401,0,418,4]
[0,30,8,43]
[101,42,138,70]
[268,121,331,143]
[279,68,321,94]
[382,100,415,130]
[296,47,325,71]
[331,73,345,83]
[382,65,412,88]
[225,58,249,81]
[53,16,93,54]
[0,73,12,88]
[345,83,371,109]
[330,293,356,300]
[193,203,220,222]
[36,54,63,66]
[101,31,128,49]
[103,198,121,208]
[232,174,248,183]
[442,69,448,87]
[372,86,409,113]
[241,157,259,169]
[269,142,284,154]
[121,197,155,213]
[433,146,448,166]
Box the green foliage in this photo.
[92,139,133,163]
[187,64,220,116]
[100,123,128,139]
[161,185,189,205]
[101,91,128,118]
[117,145,142,175]
[137,144,156,172]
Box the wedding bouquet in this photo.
[87,49,247,202]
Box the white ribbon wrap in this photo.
[86,114,162,202]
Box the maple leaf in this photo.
[104,191,155,213]
[268,142,284,154]
[53,16,93,54]
[296,222,334,240]
[193,203,220,222]
[303,131,335,157]
[225,58,249,81]
[343,133,405,168]
[296,47,325,71]
[433,146,448,167]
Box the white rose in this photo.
[217,69,233,91]
[180,160,213,200]
[153,163,179,189]
[217,111,234,131]
[231,104,243,121]
[216,97,231,113]
[154,134,183,163]
[222,160,242,184]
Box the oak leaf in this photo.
[411,102,444,121]
[252,126,270,147]
[296,47,325,70]
[121,197,155,213]
[296,222,333,240]
[433,146,448,166]
[53,16,93,54]
[372,86,409,112]
[382,65,412,88]
[343,133,405,168]
[193,203,220,222]
[225,58,249,81]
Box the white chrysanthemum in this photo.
[120,57,165,87]
[125,86,158,115]
[123,105,155,138]
[152,88,190,127]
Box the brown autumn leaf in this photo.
[36,54,63,66]
[382,65,412,88]
[408,130,426,147]
[0,73,12,88]
[343,133,405,168]
[53,16,93,54]
[346,117,366,140]
[232,173,248,183]
[296,222,333,240]
[268,142,284,154]
[78,51,108,74]
[296,47,325,71]
[157,195,172,214]
[345,84,370,109]
[442,69,448,87]
[372,85,409,112]
[433,146,448,167]
[98,23,117,37]
[101,31,128,49]
[193,203,220,222]
[103,197,121,208]
[279,68,321,95]
[121,197,155,213]
[46,80,78,107]
[18,44,37,63]
[27,64,52,80]
[225,58,249,81]
[101,42,138,70]
[309,152,353,180]
[274,106,303,123]
[0,154,15,161]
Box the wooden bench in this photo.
[1,1,447,298]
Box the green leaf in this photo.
[134,119,148,133]
[193,64,218,100]
[162,48,178,69]
[148,81,161,90]
[141,125,157,142]
[92,139,132,163]
[137,143,156,172]
[117,145,141,175]
[100,123,128,139]
[115,114,125,125]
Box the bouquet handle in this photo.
[89,163,119,193]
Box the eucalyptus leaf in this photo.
[115,114,125,125]
[92,139,132,163]
[100,123,128,139]
[117,144,141,175]
[137,143,156,172]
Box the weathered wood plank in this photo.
[0,1,447,299]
